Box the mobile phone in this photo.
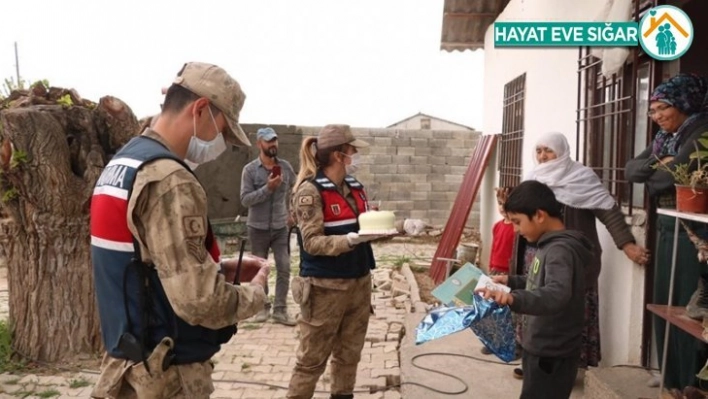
[271,165,282,177]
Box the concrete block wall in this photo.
[346,128,481,228]
[198,124,481,229]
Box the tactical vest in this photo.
[297,171,376,278]
[90,135,234,365]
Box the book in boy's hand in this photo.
[432,263,485,307]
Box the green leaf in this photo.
[690,150,708,160]
[56,94,73,107]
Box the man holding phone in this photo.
[241,127,297,325]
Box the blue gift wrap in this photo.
[415,293,516,363]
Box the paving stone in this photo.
[18,375,39,384]
[239,388,277,398]
[262,357,290,366]
[383,390,402,399]
[356,376,387,391]
[2,383,24,394]
[212,389,243,398]
[385,360,400,369]
[354,393,384,399]
[36,376,68,386]
[391,279,410,296]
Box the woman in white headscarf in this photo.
[512,132,649,378]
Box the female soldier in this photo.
[287,124,381,399]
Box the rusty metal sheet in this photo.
[430,134,499,284]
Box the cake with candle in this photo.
[358,210,398,235]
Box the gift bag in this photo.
[415,293,516,362]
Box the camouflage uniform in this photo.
[91,131,266,399]
[287,181,372,399]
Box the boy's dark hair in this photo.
[503,180,563,219]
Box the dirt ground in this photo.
[412,272,438,305]
[370,237,450,306]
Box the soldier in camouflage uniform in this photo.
[287,125,383,399]
[90,62,268,399]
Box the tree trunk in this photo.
[0,84,139,362]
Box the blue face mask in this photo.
[186,107,227,164]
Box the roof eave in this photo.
[440,0,510,52]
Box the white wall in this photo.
[479,0,647,367]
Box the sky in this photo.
[0,0,484,130]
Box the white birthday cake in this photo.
[358,210,398,235]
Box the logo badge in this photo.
[330,204,341,216]
[638,5,693,61]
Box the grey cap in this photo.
[257,127,278,141]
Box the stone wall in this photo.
[196,124,481,228]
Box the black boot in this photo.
[330,395,354,399]
[686,274,708,320]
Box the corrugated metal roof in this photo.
[440,0,510,52]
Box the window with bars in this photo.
[576,53,656,213]
[499,73,526,188]
[576,50,635,210]
[575,0,659,214]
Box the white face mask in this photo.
[343,152,361,175]
[186,107,227,164]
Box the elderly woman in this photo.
[626,73,708,390]
[512,132,649,379]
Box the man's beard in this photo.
[263,148,278,158]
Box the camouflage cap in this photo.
[317,124,369,150]
[173,62,251,147]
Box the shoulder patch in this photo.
[183,216,206,238]
[299,195,314,206]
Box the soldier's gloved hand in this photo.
[346,232,382,247]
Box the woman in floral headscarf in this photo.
[626,73,708,390]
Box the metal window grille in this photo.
[576,49,638,212]
[575,0,661,215]
[499,73,526,188]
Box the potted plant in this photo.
[653,131,708,214]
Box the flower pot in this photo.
[675,185,708,214]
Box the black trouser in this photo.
[520,352,579,399]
